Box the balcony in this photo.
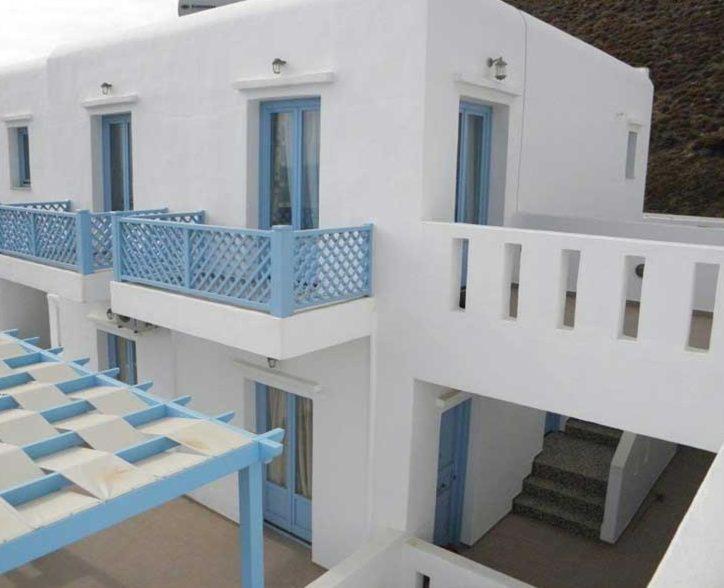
[414,221,724,452]
[110,217,374,359]
[0,201,204,302]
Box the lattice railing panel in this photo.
[0,207,77,267]
[34,214,77,266]
[293,226,372,309]
[90,214,114,269]
[189,229,272,305]
[119,221,187,287]
[5,200,71,212]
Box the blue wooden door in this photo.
[102,113,133,212]
[259,99,320,230]
[433,399,471,547]
[256,384,313,542]
[106,333,137,385]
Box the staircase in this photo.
[513,418,622,539]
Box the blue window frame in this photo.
[102,113,133,211]
[106,332,137,385]
[455,101,492,225]
[259,98,320,230]
[15,127,31,187]
[256,383,312,542]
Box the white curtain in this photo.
[266,387,287,487]
[301,110,320,230]
[295,396,313,499]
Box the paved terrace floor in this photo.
[460,446,714,588]
[0,498,325,588]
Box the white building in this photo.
[0,0,722,585]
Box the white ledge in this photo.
[81,94,139,110]
[233,358,324,400]
[2,113,32,124]
[233,71,335,91]
[453,72,522,97]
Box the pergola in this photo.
[0,329,282,587]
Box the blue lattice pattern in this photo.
[189,228,272,306]
[33,214,77,266]
[118,220,188,287]
[90,210,201,270]
[5,200,71,213]
[0,206,77,268]
[293,226,373,309]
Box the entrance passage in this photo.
[433,399,470,547]
[256,384,313,542]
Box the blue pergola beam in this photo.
[0,331,283,587]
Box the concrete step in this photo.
[513,494,601,540]
[532,432,614,495]
[522,475,605,519]
[565,418,622,448]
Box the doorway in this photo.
[106,332,137,385]
[455,101,492,307]
[433,399,471,547]
[259,99,320,230]
[256,383,313,542]
[102,113,133,212]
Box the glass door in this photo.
[259,99,320,230]
[106,332,137,385]
[256,384,313,542]
[102,113,133,212]
[455,102,492,306]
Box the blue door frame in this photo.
[255,383,312,542]
[259,98,320,230]
[455,101,492,225]
[16,127,31,187]
[102,113,133,212]
[106,332,137,385]
[433,399,471,547]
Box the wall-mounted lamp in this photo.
[101,82,113,95]
[487,57,508,81]
[267,357,278,369]
[272,58,287,75]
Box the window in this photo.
[625,130,638,179]
[14,126,31,187]
[259,99,320,230]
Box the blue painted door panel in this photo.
[259,99,320,230]
[102,113,133,212]
[106,333,137,385]
[256,384,313,542]
[433,399,471,547]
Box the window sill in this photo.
[10,185,31,191]
[232,71,335,92]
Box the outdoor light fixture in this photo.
[267,357,278,369]
[487,57,508,81]
[272,58,287,75]
[101,82,113,95]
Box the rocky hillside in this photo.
[508,0,723,217]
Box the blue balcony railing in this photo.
[0,202,205,274]
[113,217,373,317]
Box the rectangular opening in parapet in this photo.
[621,255,645,339]
[454,238,469,310]
[417,573,430,588]
[560,249,581,329]
[504,243,521,319]
[687,263,719,351]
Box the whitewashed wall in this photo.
[0,0,660,567]
[0,279,50,346]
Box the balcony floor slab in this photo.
[110,281,374,359]
[0,254,111,302]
